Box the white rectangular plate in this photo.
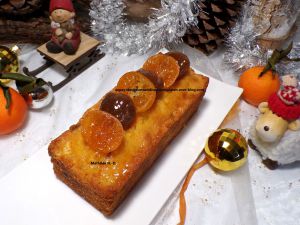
[0,53,242,225]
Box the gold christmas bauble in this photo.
[0,45,20,84]
[205,129,248,171]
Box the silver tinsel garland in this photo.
[224,0,300,76]
[223,0,268,72]
[90,0,199,55]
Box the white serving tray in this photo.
[0,51,242,225]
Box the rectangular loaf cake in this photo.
[48,68,209,216]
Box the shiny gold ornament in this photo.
[205,128,248,171]
[0,45,20,84]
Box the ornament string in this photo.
[178,154,208,225]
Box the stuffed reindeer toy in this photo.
[249,75,300,169]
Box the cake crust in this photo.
[48,69,209,215]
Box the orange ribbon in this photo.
[178,156,208,225]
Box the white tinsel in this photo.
[224,0,300,74]
[90,0,199,55]
[223,0,268,72]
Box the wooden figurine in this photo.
[46,0,81,55]
[22,0,102,92]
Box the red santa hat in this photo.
[278,86,300,105]
[268,88,300,121]
[50,0,75,13]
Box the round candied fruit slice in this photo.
[142,53,180,88]
[165,52,190,78]
[100,92,136,130]
[139,69,163,89]
[116,71,156,113]
[81,110,124,154]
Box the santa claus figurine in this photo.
[46,0,81,55]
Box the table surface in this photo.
[0,43,299,225]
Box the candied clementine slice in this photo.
[116,71,156,113]
[165,52,190,78]
[81,110,124,154]
[142,53,180,88]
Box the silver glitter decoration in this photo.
[223,0,268,72]
[276,42,300,78]
[223,0,300,73]
[90,0,199,55]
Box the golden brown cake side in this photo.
[48,69,209,215]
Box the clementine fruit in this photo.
[0,87,28,135]
[238,66,280,107]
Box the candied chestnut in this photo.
[165,52,190,77]
[100,92,136,130]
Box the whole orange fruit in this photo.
[0,87,28,135]
[238,66,280,107]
